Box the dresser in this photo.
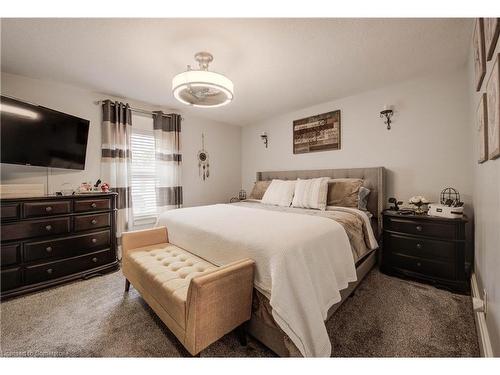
[1,193,118,299]
[381,210,469,294]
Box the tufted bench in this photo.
[122,226,255,356]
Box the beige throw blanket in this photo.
[157,204,357,357]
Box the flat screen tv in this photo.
[0,96,90,170]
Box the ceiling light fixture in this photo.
[172,52,234,108]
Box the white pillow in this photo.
[261,179,296,207]
[292,177,330,210]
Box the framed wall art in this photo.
[477,93,488,163]
[293,110,341,154]
[473,18,486,91]
[486,53,500,160]
[484,18,500,61]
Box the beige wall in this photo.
[0,72,242,208]
[468,22,500,356]
[241,67,473,207]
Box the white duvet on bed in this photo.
[156,203,357,357]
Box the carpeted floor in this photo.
[0,268,479,357]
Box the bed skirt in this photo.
[247,249,378,357]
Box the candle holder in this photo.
[380,108,394,130]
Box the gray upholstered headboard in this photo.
[256,167,386,236]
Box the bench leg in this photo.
[125,279,130,292]
[236,323,248,346]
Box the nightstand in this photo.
[381,210,470,294]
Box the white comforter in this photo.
[157,204,357,357]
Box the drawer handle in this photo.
[416,225,423,232]
[45,224,52,231]
[92,257,98,263]
[91,202,97,208]
[45,206,53,212]
[46,268,53,274]
[46,246,53,253]
[416,243,423,250]
[416,262,422,267]
[91,219,98,225]
[91,238,97,244]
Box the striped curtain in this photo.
[152,111,182,212]
[101,100,133,256]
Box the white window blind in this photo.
[131,128,158,225]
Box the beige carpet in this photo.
[0,268,479,357]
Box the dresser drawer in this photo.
[23,201,71,218]
[1,243,21,267]
[1,217,71,241]
[24,230,111,262]
[25,249,114,284]
[1,204,20,221]
[74,198,111,213]
[385,233,455,261]
[391,254,455,280]
[385,217,455,239]
[1,267,22,292]
[74,213,110,232]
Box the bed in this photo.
[157,167,385,357]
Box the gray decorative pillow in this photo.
[249,180,272,200]
[358,186,371,211]
[326,178,364,208]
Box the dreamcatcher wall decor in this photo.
[197,133,210,181]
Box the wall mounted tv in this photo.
[0,96,90,170]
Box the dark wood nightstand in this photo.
[381,210,470,294]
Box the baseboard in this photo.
[471,273,493,357]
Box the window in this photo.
[131,128,157,225]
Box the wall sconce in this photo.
[380,105,394,130]
[260,132,268,148]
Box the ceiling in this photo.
[1,18,472,126]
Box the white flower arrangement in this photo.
[409,195,430,213]
[409,195,429,204]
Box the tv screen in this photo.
[0,96,90,170]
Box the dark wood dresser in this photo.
[381,210,469,294]
[1,193,118,299]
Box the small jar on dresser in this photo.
[381,210,470,294]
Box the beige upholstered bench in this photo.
[122,226,255,356]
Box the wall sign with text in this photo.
[293,110,341,154]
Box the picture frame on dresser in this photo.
[473,18,487,91]
[477,93,489,163]
[484,18,500,61]
[486,53,500,160]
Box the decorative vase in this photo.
[409,196,429,214]
[412,202,426,214]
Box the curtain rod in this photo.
[94,100,183,119]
